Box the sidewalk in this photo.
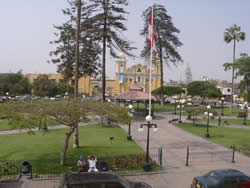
[123,112,250,188]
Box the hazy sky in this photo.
[0,0,249,82]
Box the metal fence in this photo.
[185,145,236,166]
[0,148,163,180]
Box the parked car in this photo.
[191,169,249,188]
[58,172,152,188]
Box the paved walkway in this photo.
[123,112,250,188]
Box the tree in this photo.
[151,86,183,98]
[0,100,130,166]
[89,0,135,102]
[49,0,102,148]
[141,4,183,105]
[185,106,206,125]
[49,0,101,87]
[57,83,74,96]
[32,75,58,97]
[187,81,222,102]
[0,71,31,95]
[224,53,250,99]
[224,24,245,112]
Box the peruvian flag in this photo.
[148,10,159,53]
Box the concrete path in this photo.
[0,121,99,136]
[122,112,250,188]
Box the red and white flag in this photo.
[148,10,159,53]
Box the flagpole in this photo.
[148,5,154,118]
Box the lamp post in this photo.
[65,92,68,100]
[173,97,178,115]
[187,98,192,120]
[219,97,225,116]
[6,92,9,100]
[127,104,134,140]
[243,102,248,126]
[138,115,158,171]
[204,105,213,138]
[177,99,185,123]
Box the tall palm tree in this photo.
[224,24,245,113]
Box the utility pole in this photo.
[102,0,107,103]
[73,0,81,148]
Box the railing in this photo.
[185,144,236,166]
[0,148,163,180]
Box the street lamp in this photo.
[127,104,134,140]
[173,97,178,115]
[243,102,248,126]
[187,98,192,120]
[65,92,68,100]
[219,97,225,116]
[138,115,158,171]
[6,92,9,100]
[177,99,185,123]
[204,105,213,138]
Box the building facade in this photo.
[27,54,161,97]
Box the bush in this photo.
[238,112,247,118]
[113,154,157,170]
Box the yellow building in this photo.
[27,54,161,97]
[26,74,91,96]
[108,53,161,96]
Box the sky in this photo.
[0,0,250,83]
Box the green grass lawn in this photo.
[0,118,59,131]
[182,106,245,117]
[178,123,250,152]
[196,118,250,126]
[0,124,145,175]
[213,107,245,116]
[134,103,175,112]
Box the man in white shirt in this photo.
[88,155,98,172]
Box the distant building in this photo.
[27,53,161,97]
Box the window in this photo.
[138,77,141,83]
[227,88,231,92]
[71,80,75,86]
[137,68,141,72]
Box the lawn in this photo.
[134,103,175,112]
[0,118,59,131]
[0,124,145,175]
[178,123,250,153]
[197,118,250,126]
[182,106,245,116]
[213,107,245,116]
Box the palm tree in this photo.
[224,24,245,113]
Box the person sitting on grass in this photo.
[77,155,87,172]
[88,155,98,172]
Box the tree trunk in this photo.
[102,0,107,103]
[230,37,236,114]
[61,126,76,166]
[73,0,81,148]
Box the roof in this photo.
[214,169,247,177]
[116,82,155,101]
[63,172,126,185]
